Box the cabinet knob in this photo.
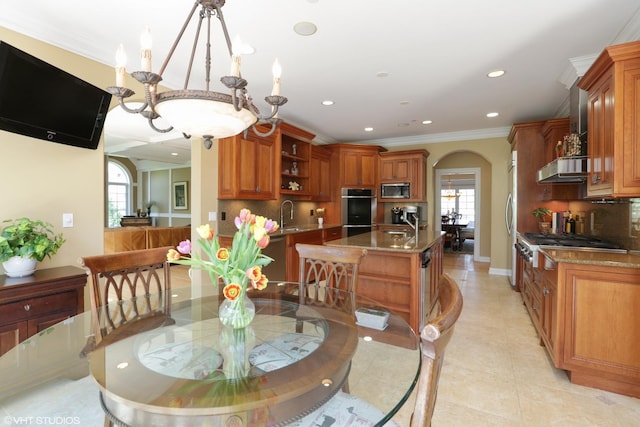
[24,304,31,311]
[592,173,600,184]
[543,288,550,296]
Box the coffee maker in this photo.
[391,207,404,224]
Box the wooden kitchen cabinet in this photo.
[284,229,324,282]
[578,40,640,198]
[379,155,412,182]
[379,149,428,201]
[540,118,584,200]
[310,145,332,201]
[559,262,640,398]
[331,143,384,188]
[539,252,558,357]
[218,127,279,200]
[521,257,542,332]
[0,266,85,356]
[520,251,640,398]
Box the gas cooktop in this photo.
[523,233,622,250]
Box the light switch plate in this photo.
[208,211,217,221]
[62,213,74,228]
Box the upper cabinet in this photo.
[379,149,428,201]
[218,126,279,200]
[310,145,332,201]
[331,143,384,188]
[578,40,640,198]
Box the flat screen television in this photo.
[0,41,112,150]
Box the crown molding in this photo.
[356,127,512,148]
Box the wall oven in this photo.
[341,188,376,236]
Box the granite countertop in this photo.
[219,224,342,238]
[539,247,640,269]
[324,228,443,253]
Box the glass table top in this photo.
[0,283,421,426]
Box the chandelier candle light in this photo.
[167,209,279,329]
[108,0,288,150]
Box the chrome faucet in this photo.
[403,210,419,241]
[280,199,294,228]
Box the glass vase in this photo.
[219,293,255,329]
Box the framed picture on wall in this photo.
[173,181,188,210]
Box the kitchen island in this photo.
[325,229,444,332]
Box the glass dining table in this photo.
[0,283,420,426]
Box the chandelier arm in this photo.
[146,116,174,134]
[157,1,201,77]
[144,84,159,115]
[250,121,279,138]
[230,88,246,112]
[256,105,280,121]
[117,98,148,114]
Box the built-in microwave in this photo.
[381,183,410,199]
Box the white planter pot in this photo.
[2,256,37,278]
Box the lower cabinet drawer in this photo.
[2,291,77,323]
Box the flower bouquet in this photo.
[168,209,279,328]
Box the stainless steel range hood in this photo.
[537,156,587,183]
[536,80,588,184]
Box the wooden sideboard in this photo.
[0,266,86,356]
[104,226,191,253]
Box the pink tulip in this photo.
[177,240,191,255]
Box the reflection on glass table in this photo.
[0,283,420,426]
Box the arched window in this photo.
[107,160,132,227]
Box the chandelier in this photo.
[443,178,461,199]
[106,0,287,149]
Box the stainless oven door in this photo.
[341,188,376,229]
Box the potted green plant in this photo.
[532,208,552,234]
[0,218,66,277]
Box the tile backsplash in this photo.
[217,200,323,236]
[568,198,640,251]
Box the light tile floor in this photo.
[2,260,640,426]
[392,251,640,426]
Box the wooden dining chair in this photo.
[80,246,175,352]
[248,244,367,373]
[290,273,463,427]
[296,243,368,313]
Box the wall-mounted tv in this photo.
[0,41,112,150]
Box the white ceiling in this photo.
[2,0,640,168]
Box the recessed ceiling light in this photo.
[376,71,390,78]
[364,127,374,132]
[294,21,317,36]
[422,120,433,125]
[321,100,334,106]
[487,70,505,78]
[171,152,178,156]
[399,101,410,106]
[486,112,499,118]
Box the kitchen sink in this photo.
[278,225,318,234]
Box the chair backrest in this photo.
[80,246,174,346]
[295,243,367,312]
[411,273,463,427]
